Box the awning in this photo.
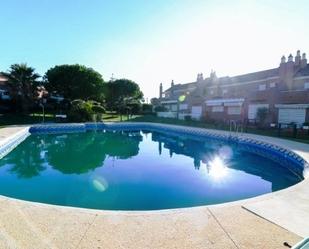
[275,104,309,109]
[224,102,243,107]
[205,98,244,106]
[161,100,178,104]
[205,100,223,106]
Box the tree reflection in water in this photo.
[0,130,301,192]
[0,131,143,177]
[0,136,46,178]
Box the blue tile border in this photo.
[7,122,309,178]
[0,128,30,159]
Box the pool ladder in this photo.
[229,120,243,136]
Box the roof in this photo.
[162,61,309,96]
[164,82,196,93]
[212,68,279,86]
[164,67,280,94]
[295,64,309,77]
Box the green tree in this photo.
[44,64,106,102]
[2,63,40,113]
[106,79,143,111]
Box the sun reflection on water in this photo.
[208,157,228,179]
[92,177,109,192]
[200,155,229,181]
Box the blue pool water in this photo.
[0,130,302,210]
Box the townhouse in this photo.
[158,50,309,126]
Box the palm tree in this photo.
[2,63,40,113]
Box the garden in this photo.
[0,63,150,124]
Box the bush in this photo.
[68,99,93,122]
[142,104,153,113]
[68,99,105,122]
[154,105,167,112]
[127,103,142,114]
[92,104,106,122]
[92,104,105,114]
[184,115,192,121]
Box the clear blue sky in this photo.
[1,0,309,100]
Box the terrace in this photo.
[0,124,308,248]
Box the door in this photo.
[278,108,306,125]
[248,104,269,120]
[191,106,202,120]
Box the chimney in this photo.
[285,54,295,86]
[295,50,301,66]
[159,83,163,99]
[170,80,174,95]
[197,73,204,82]
[279,55,286,80]
[301,53,307,68]
[280,55,286,64]
[210,70,217,79]
[288,54,293,62]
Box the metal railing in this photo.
[229,120,244,135]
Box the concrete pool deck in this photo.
[0,125,308,248]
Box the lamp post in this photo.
[176,99,180,120]
[36,86,48,123]
[177,93,188,120]
[39,98,47,123]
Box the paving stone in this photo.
[208,205,302,249]
[78,208,237,249]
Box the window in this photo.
[228,106,241,115]
[212,106,224,112]
[210,90,214,95]
[171,104,177,112]
[179,104,188,110]
[269,82,276,88]
[258,84,266,91]
[304,82,309,89]
[222,89,228,95]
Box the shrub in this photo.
[68,99,105,122]
[184,115,192,121]
[92,104,106,122]
[127,103,142,114]
[92,104,105,114]
[154,105,167,112]
[68,99,93,122]
[142,104,153,113]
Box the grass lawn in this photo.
[0,112,141,127]
[102,113,141,122]
[1,113,309,144]
[0,113,54,127]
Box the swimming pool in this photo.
[0,123,306,210]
